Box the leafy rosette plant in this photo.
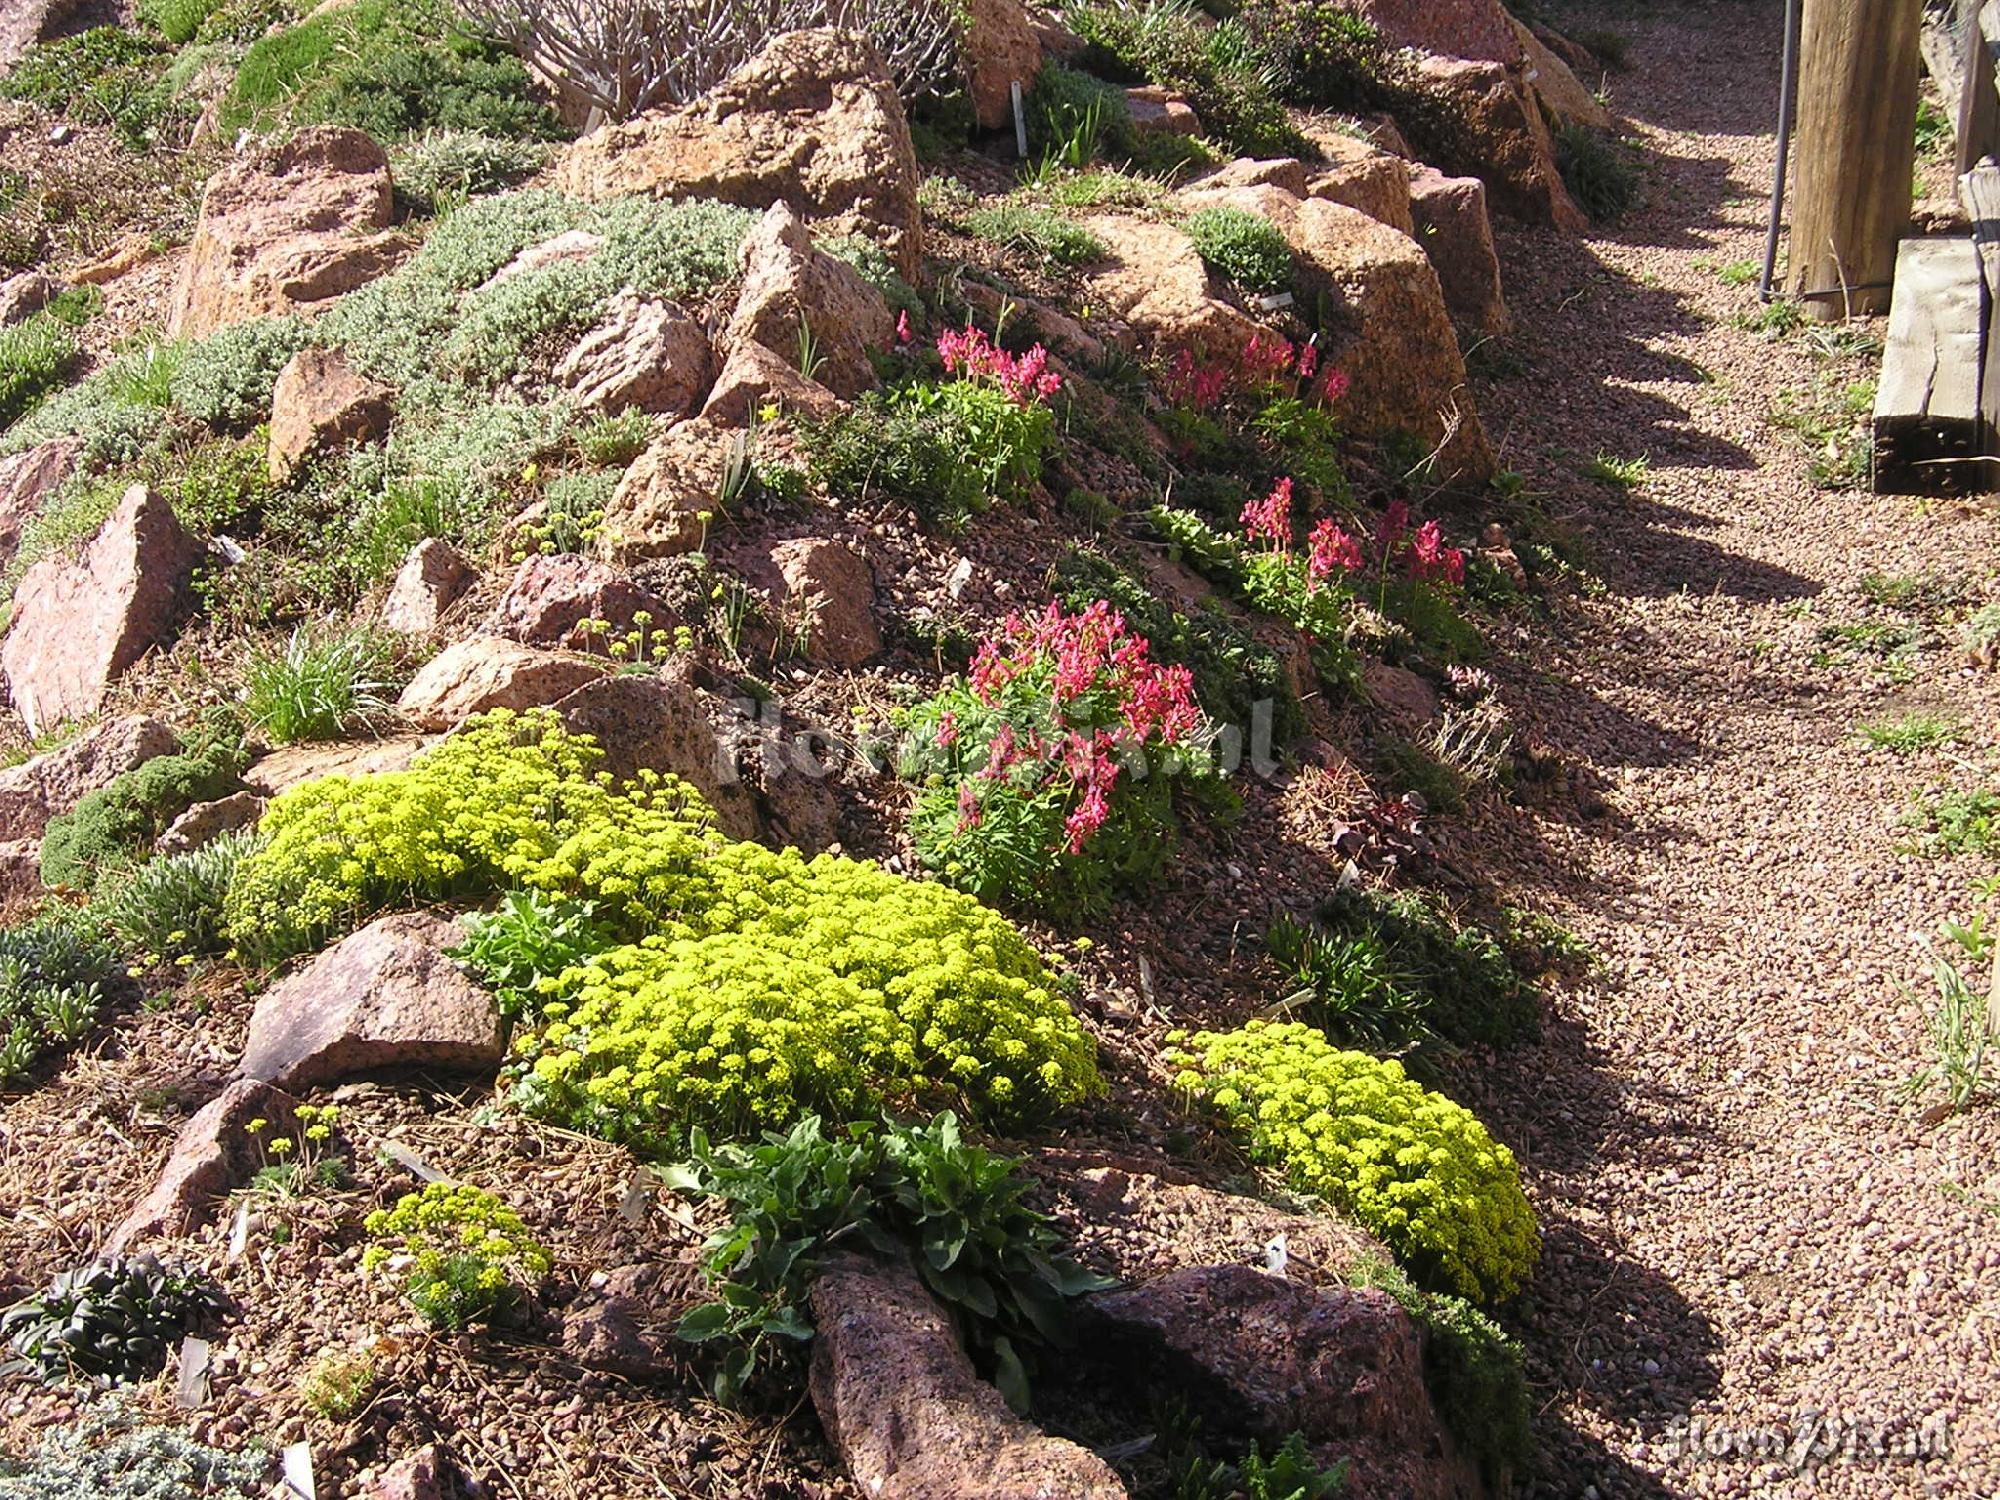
[903,600,1220,920]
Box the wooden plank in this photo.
[1873,236,1986,494]
[1956,0,2000,175]
[1789,0,1923,319]
[1963,163,2000,478]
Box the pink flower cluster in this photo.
[964,601,1199,852]
[1161,334,1335,413]
[937,325,1062,405]
[1243,488,1464,590]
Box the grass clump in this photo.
[1555,125,1641,222]
[1168,1020,1539,1303]
[1184,204,1293,293]
[1855,713,1956,753]
[964,203,1107,266]
[242,627,395,744]
[1903,917,1996,1115]
[0,314,80,429]
[1068,0,1303,156]
[1581,450,1649,489]
[1901,786,2000,858]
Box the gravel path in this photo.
[1458,4,2000,1496]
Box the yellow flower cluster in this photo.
[225,711,1102,1144]
[362,1182,552,1330]
[1166,1020,1538,1304]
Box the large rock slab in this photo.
[266,346,395,483]
[765,537,878,668]
[556,290,714,417]
[107,1079,292,1252]
[723,202,890,401]
[809,1252,1127,1500]
[1401,56,1584,231]
[596,418,730,562]
[246,733,433,798]
[1296,124,1415,236]
[239,912,501,1090]
[3,484,205,730]
[555,29,924,278]
[1084,1265,1477,1500]
[168,127,410,339]
[1409,166,1509,338]
[396,637,607,731]
[0,437,80,577]
[378,539,476,636]
[1081,215,1262,355]
[0,715,178,842]
[963,0,1041,131]
[1351,0,1522,65]
[1511,16,1613,130]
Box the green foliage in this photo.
[0,910,118,1084]
[1,1254,227,1386]
[392,132,553,214]
[575,408,653,468]
[0,349,172,468]
[1168,1020,1539,1302]
[1184,205,1293,293]
[803,380,1054,527]
[0,28,183,147]
[1902,785,2000,858]
[243,626,395,744]
[0,1401,269,1499]
[170,318,308,432]
[137,0,222,43]
[1902,917,1995,1114]
[1027,62,1139,165]
[0,314,79,429]
[1348,1255,1532,1485]
[1052,547,1305,748]
[1856,713,1956,753]
[41,731,249,892]
[1964,602,2000,665]
[670,1113,1112,1409]
[222,712,1102,1137]
[1068,0,1303,155]
[965,203,1108,266]
[1265,913,1428,1050]
[1580,450,1648,489]
[1235,0,1383,109]
[224,0,559,141]
[1555,125,1640,222]
[361,1182,551,1328]
[93,829,262,964]
[818,233,923,318]
[449,889,612,1022]
[298,1348,379,1420]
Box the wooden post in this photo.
[1787,0,1923,319]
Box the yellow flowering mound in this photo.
[225,711,1101,1142]
[362,1182,551,1329]
[1167,1021,1537,1304]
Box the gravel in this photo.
[1469,3,2000,1494]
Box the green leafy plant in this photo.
[449,889,612,1022]
[1964,602,2000,668]
[391,131,552,213]
[1168,1020,1539,1303]
[0,910,118,1083]
[1184,205,1294,293]
[245,1103,346,1196]
[575,408,652,468]
[0,313,79,428]
[169,318,308,432]
[362,1182,551,1329]
[0,1401,269,1499]
[92,828,263,965]
[298,1347,379,1421]
[1554,124,1640,222]
[1068,0,1303,155]
[965,203,1108,266]
[1265,913,1427,1049]
[1581,450,1649,488]
[669,1113,1113,1408]
[243,626,396,744]
[40,726,249,892]
[1902,917,1995,1115]
[1855,713,1956,753]
[1902,786,2000,858]
[137,0,221,43]
[1771,374,1875,490]
[0,27,184,147]
[2,1254,227,1386]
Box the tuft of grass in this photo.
[1555,124,1640,222]
[1855,714,1956,754]
[963,203,1107,266]
[1902,918,1995,1116]
[1573,27,1631,70]
[1770,376,1875,490]
[1581,450,1649,488]
[0,314,79,428]
[243,626,395,744]
[1716,259,1759,287]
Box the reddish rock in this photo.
[483,229,604,290]
[266,346,395,483]
[0,715,177,841]
[0,436,81,575]
[1409,166,1509,337]
[169,127,410,339]
[963,0,1042,130]
[1127,85,1199,136]
[563,1293,678,1379]
[378,539,476,636]
[700,338,841,428]
[396,637,607,731]
[0,838,40,909]
[107,1079,292,1252]
[1363,659,1441,728]
[724,202,891,401]
[485,553,674,651]
[810,1252,1127,1500]
[246,734,432,798]
[1350,0,1523,65]
[1084,1265,1477,1500]
[1297,122,1415,235]
[1196,157,1311,197]
[68,231,156,287]
[1404,55,1585,231]
[0,270,54,326]
[1082,215,1262,356]
[239,912,501,1090]
[556,290,714,417]
[155,790,267,856]
[555,29,925,278]
[596,418,731,562]
[553,666,762,841]
[1512,16,1612,130]
[767,537,878,668]
[2,485,205,730]
[362,1445,456,1500]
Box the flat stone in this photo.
[396,637,607,731]
[0,714,176,842]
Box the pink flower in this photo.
[933,709,959,748]
[937,324,1060,406]
[1319,368,1351,403]
[956,780,983,831]
[1307,519,1363,581]
[895,309,912,347]
[1377,498,1410,554]
[1408,518,1466,587]
[1295,341,1319,381]
[1241,477,1294,552]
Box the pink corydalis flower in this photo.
[1319,367,1351,403]
[937,325,1061,405]
[1307,518,1363,581]
[1408,518,1466,587]
[1241,477,1295,552]
[895,309,912,347]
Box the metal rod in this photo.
[1760,0,1806,301]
